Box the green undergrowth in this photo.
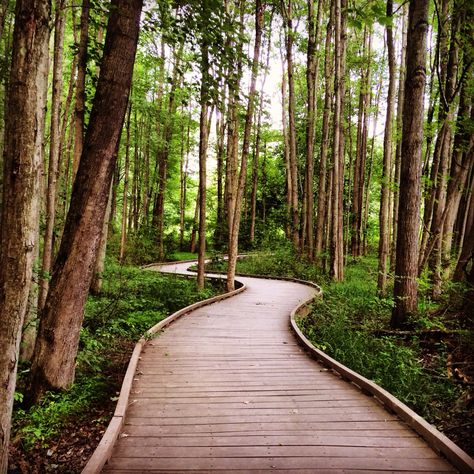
[13,259,219,450]
[212,249,465,427]
[206,244,324,283]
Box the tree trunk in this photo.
[72,0,89,179]
[119,101,132,263]
[454,172,474,281]
[153,46,182,259]
[90,181,113,294]
[302,0,322,259]
[314,8,333,265]
[190,191,199,254]
[39,0,66,310]
[197,42,210,290]
[390,3,408,270]
[214,103,226,249]
[227,0,264,291]
[250,22,272,245]
[330,0,345,281]
[0,0,50,468]
[180,105,192,250]
[29,0,142,403]
[283,0,299,250]
[391,0,429,328]
[377,0,396,295]
[0,0,9,42]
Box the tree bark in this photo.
[29,0,142,402]
[153,46,182,259]
[377,0,396,295]
[119,101,132,263]
[227,0,264,291]
[302,0,322,259]
[72,0,89,179]
[39,0,66,310]
[314,8,333,265]
[330,0,345,281]
[0,0,50,468]
[197,41,210,290]
[390,3,408,270]
[282,0,299,250]
[392,0,429,328]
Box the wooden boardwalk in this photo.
[102,262,458,473]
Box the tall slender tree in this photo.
[0,0,50,468]
[29,0,143,402]
[392,0,429,328]
[377,0,396,295]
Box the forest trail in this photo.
[101,261,457,473]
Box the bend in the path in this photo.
[98,261,463,473]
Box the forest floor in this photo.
[9,339,133,473]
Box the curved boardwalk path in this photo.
[102,262,458,473]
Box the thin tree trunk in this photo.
[390,3,408,270]
[153,46,183,259]
[0,0,50,468]
[351,27,371,259]
[29,0,142,402]
[377,0,396,295]
[227,0,264,291]
[302,0,322,259]
[197,41,210,290]
[392,0,429,328]
[72,0,89,178]
[190,191,199,254]
[314,8,333,265]
[39,0,66,310]
[330,0,345,281]
[90,181,113,294]
[250,21,272,245]
[119,101,132,263]
[180,105,192,250]
[283,0,299,250]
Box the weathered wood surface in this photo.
[103,263,457,473]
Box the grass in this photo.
[13,259,219,450]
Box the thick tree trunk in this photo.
[72,0,89,178]
[454,173,474,281]
[227,0,264,291]
[29,0,142,402]
[377,0,396,295]
[39,0,66,310]
[391,0,429,328]
[0,0,50,469]
[314,8,333,265]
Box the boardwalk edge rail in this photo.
[289,286,474,474]
[82,262,246,474]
